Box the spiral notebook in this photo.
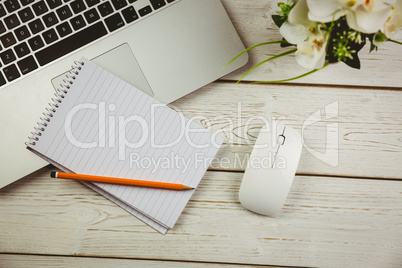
[26,57,223,234]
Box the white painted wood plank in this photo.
[0,254,273,268]
[1,166,401,267]
[170,82,402,179]
[221,0,402,88]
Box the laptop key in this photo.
[3,64,20,82]
[43,12,59,28]
[56,21,72,37]
[150,0,165,10]
[0,72,6,87]
[98,2,113,17]
[18,7,35,23]
[15,25,31,41]
[0,49,16,65]
[32,1,48,16]
[56,5,73,20]
[4,0,21,13]
[0,4,6,18]
[46,0,63,9]
[42,28,58,44]
[105,13,125,32]
[28,35,45,51]
[111,0,127,10]
[0,21,6,34]
[122,6,138,23]
[0,32,17,48]
[35,21,107,66]
[85,0,100,7]
[70,15,86,30]
[84,8,100,24]
[20,0,35,6]
[17,55,38,75]
[138,6,152,17]
[70,0,86,14]
[28,19,45,34]
[14,42,31,58]
[4,14,21,30]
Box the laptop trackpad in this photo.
[51,43,154,97]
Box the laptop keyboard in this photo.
[0,0,176,87]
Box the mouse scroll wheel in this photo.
[277,135,285,145]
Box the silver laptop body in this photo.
[0,0,248,188]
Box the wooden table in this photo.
[1,1,402,267]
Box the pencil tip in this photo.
[182,185,194,190]
[50,171,56,178]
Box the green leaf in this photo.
[225,40,288,67]
[236,48,297,83]
[254,62,330,84]
[343,55,361,69]
[272,15,284,28]
[276,1,296,22]
[369,42,378,53]
[388,38,402,45]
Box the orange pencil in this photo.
[50,171,193,190]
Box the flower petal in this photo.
[288,0,312,26]
[383,0,402,37]
[294,26,328,69]
[307,0,343,22]
[280,22,309,44]
[347,5,392,33]
[295,49,326,69]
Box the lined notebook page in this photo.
[28,58,222,233]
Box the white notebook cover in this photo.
[27,58,222,234]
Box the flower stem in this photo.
[388,38,402,45]
[253,62,330,84]
[236,48,297,83]
[225,40,289,67]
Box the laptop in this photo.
[0,0,248,189]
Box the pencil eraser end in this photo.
[50,171,57,178]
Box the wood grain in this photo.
[1,166,401,267]
[220,0,402,88]
[170,82,402,179]
[0,254,275,268]
[2,1,402,267]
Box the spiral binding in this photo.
[26,61,85,146]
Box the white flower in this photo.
[279,0,329,69]
[382,0,402,37]
[307,0,396,33]
[294,26,328,69]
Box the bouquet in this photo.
[228,0,402,83]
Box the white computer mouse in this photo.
[239,122,302,216]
